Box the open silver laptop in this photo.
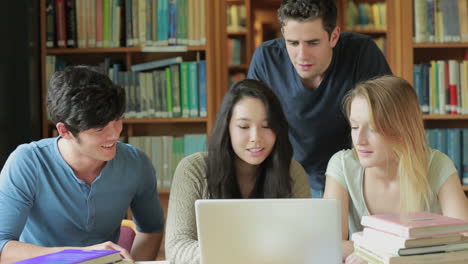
[195,199,342,264]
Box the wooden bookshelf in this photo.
[343,28,387,35]
[123,117,207,124]
[413,43,468,49]
[423,115,468,121]
[40,0,228,259]
[337,0,399,73]
[225,0,252,88]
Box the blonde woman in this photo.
[323,75,468,263]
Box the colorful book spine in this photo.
[96,0,104,47]
[65,0,77,47]
[180,62,190,117]
[463,129,468,185]
[45,0,56,48]
[168,0,177,45]
[165,67,173,117]
[188,61,199,117]
[170,64,182,117]
[54,0,67,48]
[198,60,207,117]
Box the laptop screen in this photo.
[195,198,342,264]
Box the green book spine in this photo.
[180,62,190,117]
[165,67,173,117]
[170,64,182,117]
[103,0,111,47]
[188,61,199,117]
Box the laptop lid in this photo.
[195,198,342,264]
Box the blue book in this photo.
[12,249,120,264]
[463,129,468,185]
[188,62,199,117]
[131,56,183,71]
[413,64,423,110]
[421,63,430,114]
[157,0,169,45]
[168,0,178,45]
[198,60,207,117]
[446,129,462,179]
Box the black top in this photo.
[247,32,392,190]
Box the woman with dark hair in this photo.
[165,79,311,264]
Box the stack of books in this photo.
[352,212,468,264]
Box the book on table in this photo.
[353,231,468,256]
[354,243,468,264]
[362,227,464,248]
[361,212,468,238]
[12,249,121,264]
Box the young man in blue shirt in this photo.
[0,66,165,262]
[247,0,392,197]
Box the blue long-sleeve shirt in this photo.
[0,137,164,252]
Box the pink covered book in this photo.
[361,212,468,238]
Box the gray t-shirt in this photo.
[325,148,456,236]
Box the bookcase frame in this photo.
[39,0,228,258]
[397,0,468,193]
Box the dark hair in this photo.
[206,79,293,199]
[278,0,337,36]
[47,65,125,136]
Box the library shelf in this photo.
[343,28,387,35]
[422,115,468,121]
[123,117,207,124]
[227,0,244,4]
[413,43,468,49]
[45,46,206,55]
[228,31,248,36]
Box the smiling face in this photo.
[69,119,123,163]
[349,97,396,169]
[229,97,277,170]
[282,18,339,89]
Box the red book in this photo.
[361,212,468,239]
[54,0,67,48]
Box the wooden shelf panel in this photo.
[422,115,468,120]
[413,43,468,48]
[123,117,207,124]
[227,0,244,5]
[46,46,206,54]
[344,28,387,35]
[228,31,248,36]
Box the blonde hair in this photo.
[343,75,432,212]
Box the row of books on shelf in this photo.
[46,0,205,49]
[226,4,247,32]
[413,0,468,43]
[413,58,468,115]
[426,129,468,185]
[345,1,387,30]
[46,56,207,118]
[228,38,243,66]
[128,134,206,190]
[352,212,468,264]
